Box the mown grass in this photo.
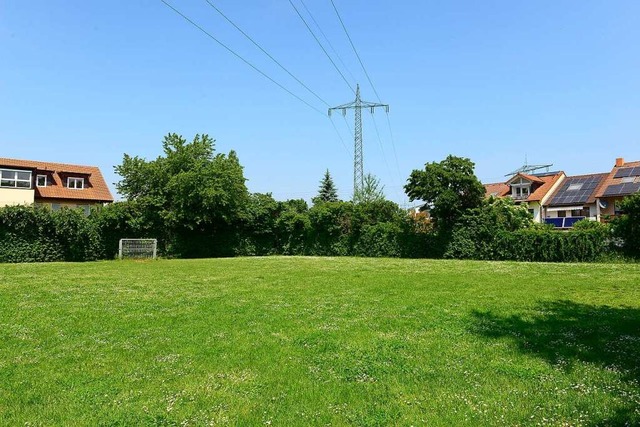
[1,257,639,426]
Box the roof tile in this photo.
[0,157,114,203]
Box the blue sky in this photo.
[1,0,639,205]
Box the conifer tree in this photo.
[353,173,385,203]
[313,169,339,204]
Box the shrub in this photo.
[0,205,103,263]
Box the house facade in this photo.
[593,158,640,220]
[484,157,640,227]
[485,171,565,223]
[0,158,114,213]
[543,173,608,228]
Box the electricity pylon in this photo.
[329,84,389,199]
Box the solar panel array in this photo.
[614,167,640,178]
[602,182,640,197]
[550,175,603,206]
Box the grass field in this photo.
[1,257,639,426]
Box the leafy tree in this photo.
[114,133,249,257]
[313,169,339,204]
[353,173,385,204]
[445,197,534,259]
[612,193,640,257]
[405,155,485,231]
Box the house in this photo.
[485,171,566,223]
[484,182,510,199]
[593,157,640,220]
[0,157,114,214]
[543,173,608,228]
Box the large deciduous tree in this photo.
[114,133,249,257]
[404,155,485,230]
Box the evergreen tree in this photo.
[313,169,339,204]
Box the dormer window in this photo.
[511,177,532,200]
[36,175,48,187]
[67,177,84,189]
[0,169,32,188]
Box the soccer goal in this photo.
[118,238,158,260]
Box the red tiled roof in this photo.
[527,172,565,202]
[484,182,510,198]
[595,160,640,199]
[518,173,545,184]
[0,157,113,202]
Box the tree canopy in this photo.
[404,155,485,230]
[114,133,249,256]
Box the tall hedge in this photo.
[0,205,103,263]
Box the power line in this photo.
[330,0,380,102]
[159,0,324,115]
[202,0,330,108]
[298,0,357,85]
[369,112,394,188]
[384,111,403,182]
[329,116,352,157]
[330,0,403,185]
[287,0,355,95]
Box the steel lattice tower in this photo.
[329,84,389,198]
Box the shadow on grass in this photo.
[470,300,640,426]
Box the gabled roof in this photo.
[0,157,114,202]
[547,173,608,206]
[526,172,565,202]
[484,182,510,198]
[506,172,544,184]
[595,160,640,199]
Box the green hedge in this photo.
[446,224,611,263]
[0,205,104,263]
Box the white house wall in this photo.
[0,189,35,207]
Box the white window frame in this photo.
[0,168,32,189]
[67,177,84,189]
[512,184,530,199]
[36,174,48,187]
[567,183,583,191]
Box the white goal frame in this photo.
[118,238,158,260]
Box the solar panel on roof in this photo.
[550,175,603,206]
[614,168,634,178]
[602,182,640,197]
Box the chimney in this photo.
[615,157,624,167]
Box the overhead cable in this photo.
[287,0,355,95]
[202,0,330,107]
[159,0,324,115]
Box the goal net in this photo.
[119,238,158,260]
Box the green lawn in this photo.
[1,257,639,426]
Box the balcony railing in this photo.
[544,216,586,228]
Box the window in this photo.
[557,210,566,218]
[571,207,590,217]
[528,209,535,216]
[513,186,530,199]
[36,175,47,187]
[52,204,61,211]
[567,183,583,191]
[0,169,32,188]
[78,205,91,216]
[67,177,84,189]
